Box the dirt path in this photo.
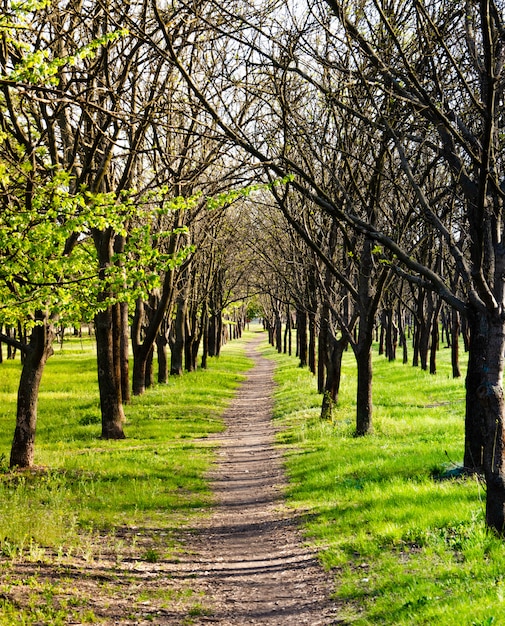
[175,334,339,624]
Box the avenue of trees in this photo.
[1,0,505,534]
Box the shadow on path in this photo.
[181,333,341,625]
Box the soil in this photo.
[1,335,341,624]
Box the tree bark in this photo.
[321,334,348,420]
[297,308,308,368]
[464,308,487,473]
[308,311,317,375]
[156,328,169,383]
[119,302,130,404]
[93,228,126,439]
[451,309,461,379]
[429,300,442,375]
[94,306,126,439]
[170,286,189,376]
[477,310,505,534]
[10,316,55,468]
[354,330,373,436]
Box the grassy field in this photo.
[263,339,504,626]
[0,332,252,624]
[0,328,503,625]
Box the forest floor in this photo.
[1,335,341,625]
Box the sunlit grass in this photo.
[0,332,253,553]
[265,340,504,625]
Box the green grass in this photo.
[264,340,505,626]
[0,330,254,624]
[1,329,503,625]
[0,332,252,552]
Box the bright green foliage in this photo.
[0,175,192,328]
[266,341,505,625]
[0,4,194,331]
[5,30,128,85]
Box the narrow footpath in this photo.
[178,333,340,624]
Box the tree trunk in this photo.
[170,295,187,376]
[145,345,154,388]
[93,228,126,439]
[156,328,169,383]
[397,302,408,364]
[385,306,397,361]
[201,304,209,369]
[95,307,126,439]
[10,317,55,468]
[419,292,434,371]
[321,335,347,420]
[297,308,308,368]
[215,314,223,356]
[355,336,373,436]
[318,308,328,394]
[287,308,292,356]
[119,302,130,403]
[308,311,317,375]
[451,309,461,378]
[275,310,282,353]
[477,311,505,534]
[464,308,487,473]
[131,297,147,396]
[378,310,386,356]
[429,300,442,375]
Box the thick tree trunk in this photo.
[92,228,126,439]
[464,308,487,472]
[95,307,126,439]
[355,339,373,436]
[478,311,505,534]
[10,318,55,468]
[321,335,347,420]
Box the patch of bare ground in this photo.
[0,335,341,624]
